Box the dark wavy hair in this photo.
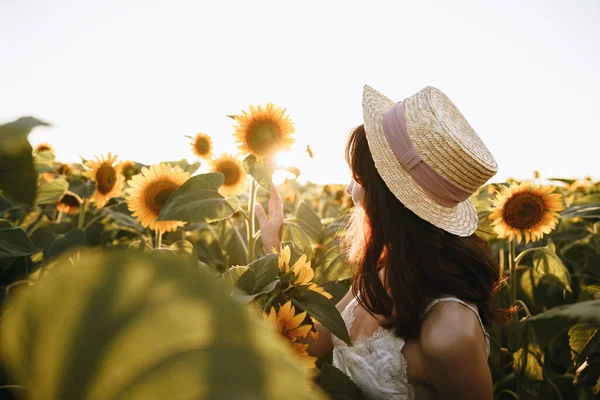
[344,124,509,340]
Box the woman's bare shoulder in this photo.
[419,300,485,358]
[417,301,493,398]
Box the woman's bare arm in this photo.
[306,287,355,357]
[420,302,493,400]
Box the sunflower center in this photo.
[96,165,117,194]
[144,180,179,215]
[503,192,545,229]
[194,138,211,156]
[247,121,282,156]
[217,160,242,186]
[60,194,81,208]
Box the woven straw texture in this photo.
[362,85,498,237]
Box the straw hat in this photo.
[362,85,497,236]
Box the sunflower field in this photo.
[0,108,599,400]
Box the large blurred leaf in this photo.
[33,150,55,173]
[0,224,37,258]
[242,155,275,191]
[561,204,600,220]
[316,363,365,400]
[158,173,239,224]
[0,250,322,400]
[526,300,600,347]
[44,228,86,261]
[293,290,351,345]
[0,117,50,206]
[36,178,69,205]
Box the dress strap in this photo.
[422,297,491,356]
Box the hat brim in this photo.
[362,85,478,237]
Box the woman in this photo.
[256,85,508,399]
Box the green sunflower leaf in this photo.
[157,173,240,224]
[293,290,351,345]
[0,250,322,400]
[35,178,69,205]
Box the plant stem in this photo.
[499,239,505,274]
[508,239,517,320]
[155,231,163,249]
[247,179,258,263]
[264,287,281,312]
[56,210,64,223]
[77,199,89,230]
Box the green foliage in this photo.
[0,120,598,398]
[157,173,240,224]
[242,155,275,191]
[0,117,50,205]
[36,178,69,205]
[0,222,38,258]
[0,250,323,400]
[232,254,280,303]
[293,290,351,345]
[317,363,366,400]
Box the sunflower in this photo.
[210,154,248,196]
[190,132,213,160]
[126,163,190,234]
[55,163,75,177]
[278,246,332,299]
[84,153,125,208]
[233,102,295,158]
[34,143,54,153]
[266,301,317,368]
[278,245,292,272]
[489,181,564,244]
[56,191,82,215]
[120,161,138,181]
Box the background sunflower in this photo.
[233,102,295,158]
[190,132,213,160]
[120,160,139,181]
[489,181,564,243]
[210,153,248,196]
[56,191,82,215]
[34,143,54,153]
[125,163,190,234]
[84,152,124,208]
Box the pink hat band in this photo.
[382,101,473,208]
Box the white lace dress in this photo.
[331,297,491,400]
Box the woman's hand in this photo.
[255,185,284,254]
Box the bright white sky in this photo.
[1,0,599,184]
